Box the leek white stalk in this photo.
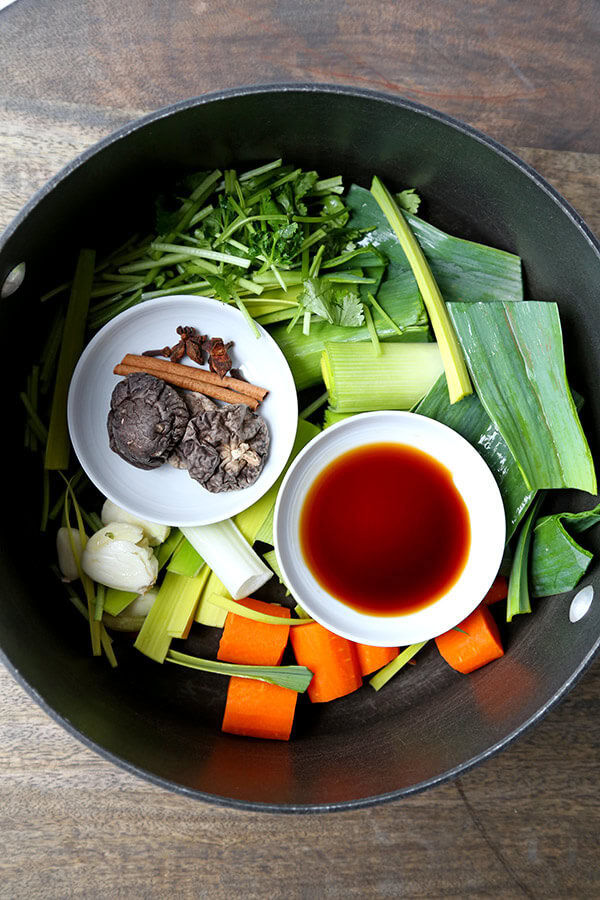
[101,499,170,546]
[181,520,272,600]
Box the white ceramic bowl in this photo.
[274,411,506,645]
[67,295,298,525]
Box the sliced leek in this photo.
[181,520,272,600]
[370,176,472,404]
[207,593,313,625]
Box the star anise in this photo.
[203,337,234,379]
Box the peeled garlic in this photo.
[81,522,158,593]
[56,526,84,582]
[100,499,170,547]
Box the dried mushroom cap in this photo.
[107,373,189,470]
[173,403,270,492]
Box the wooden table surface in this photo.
[1,2,599,898]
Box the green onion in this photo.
[207,594,313,624]
[166,649,313,693]
[371,177,472,404]
[45,249,95,469]
[369,642,427,691]
[321,341,443,413]
[507,496,543,622]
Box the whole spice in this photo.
[203,337,234,379]
[143,325,207,365]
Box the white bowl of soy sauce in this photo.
[274,410,506,646]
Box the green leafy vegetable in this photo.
[296,277,364,328]
[416,375,535,539]
[507,496,543,622]
[449,301,596,494]
[531,501,600,597]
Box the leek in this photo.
[449,302,597,493]
[194,571,229,627]
[103,587,137,617]
[323,407,355,429]
[322,341,443,413]
[45,249,95,469]
[531,501,600,598]
[167,538,205,577]
[416,375,534,540]
[207,594,314,625]
[167,567,211,638]
[134,571,191,662]
[371,177,472,404]
[155,528,184,569]
[369,642,427,691]
[166,650,313,693]
[507,496,543,622]
[181,520,272,600]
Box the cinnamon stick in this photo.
[113,363,259,411]
[121,354,268,402]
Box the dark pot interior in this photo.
[1,85,600,812]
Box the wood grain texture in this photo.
[1,0,599,153]
[1,3,600,897]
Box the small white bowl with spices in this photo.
[67,295,298,525]
[274,410,506,646]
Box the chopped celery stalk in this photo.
[321,341,443,413]
[323,407,355,429]
[45,249,95,469]
[150,241,251,269]
[363,302,382,356]
[207,593,313,625]
[369,641,427,691]
[195,570,231,626]
[103,587,138,617]
[167,538,205,576]
[531,501,600,598]
[181,520,272,599]
[167,568,210,638]
[166,650,313,693]
[371,177,472,404]
[134,571,190,662]
[155,528,184,570]
[449,301,597,494]
[507,496,543,622]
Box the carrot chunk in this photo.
[217,597,291,666]
[482,574,508,606]
[222,677,297,741]
[435,605,504,674]
[290,621,362,702]
[355,643,399,676]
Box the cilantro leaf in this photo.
[395,188,421,215]
[298,277,365,327]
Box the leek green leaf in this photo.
[449,301,596,494]
[416,375,535,540]
[531,501,600,597]
[166,650,313,692]
[507,496,543,622]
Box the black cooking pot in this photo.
[2,85,599,812]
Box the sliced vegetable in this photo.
[45,249,95,469]
[181,520,272,600]
[482,574,508,606]
[435,606,504,674]
[531,501,600,598]
[369,641,427,690]
[321,341,443,413]
[289,621,362,703]
[416,374,534,540]
[370,177,472,404]
[167,538,205,577]
[103,587,138,617]
[134,571,191,662]
[218,597,291,666]
[194,569,230,627]
[167,650,312,692]
[222,677,298,741]
[355,644,399,677]
[167,568,210,638]
[449,301,596,494]
[507,496,543,622]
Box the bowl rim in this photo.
[1,81,600,814]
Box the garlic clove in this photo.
[81,524,158,593]
[56,526,84,582]
[101,499,170,546]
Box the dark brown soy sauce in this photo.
[299,442,471,617]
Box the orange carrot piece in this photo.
[217,597,291,666]
[435,605,504,674]
[289,621,362,703]
[222,677,298,741]
[482,574,508,606]
[355,643,399,676]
